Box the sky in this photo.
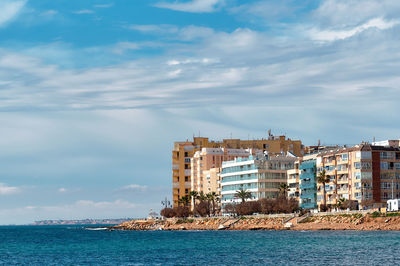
[0,0,400,224]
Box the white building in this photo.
[220,152,297,209]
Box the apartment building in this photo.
[172,133,303,207]
[315,143,400,210]
[287,160,300,200]
[220,152,297,210]
[191,148,250,194]
[299,154,319,209]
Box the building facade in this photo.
[315,144,400,209]
[191,148,250,194]
[220,153,297,209]
[172,133,303,207]
[299,157,318,209]
[287,160,300,201]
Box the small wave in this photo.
[85,227,109,231]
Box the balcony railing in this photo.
[300,192,316,199]
[300,172,315,180]
[300,161,316,170]
[300,182,316,190]
[300,202,317,209]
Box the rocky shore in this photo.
[111,213,400,231]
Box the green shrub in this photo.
[371,211,381,218]
[386,212,400,217]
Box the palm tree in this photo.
[178,195,190,207]
[279,183,289,198]
[235,188,252,203]
[317,170,329,210]
[189,191,198,213]
[197,191,207,201]
[206,192,218,216]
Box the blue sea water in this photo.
[1,226,400,265]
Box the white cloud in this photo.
[154,0,224,13]
[128,24,179,34]
[119,184,148,192]
[40,10,58,17]
[309,18,400,41]
[112,42,141,54]
[0,183,21,195]
[0,0,26,27]
[313,0,400,28]
[58,188,67,193]
[73,9,94,14]
[94,3,114,8]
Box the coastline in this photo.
[112,212,400,231]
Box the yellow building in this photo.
[172,133,303,207]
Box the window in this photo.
[185,164,189,169]
[185,189,189,194]
[355,172,361,180]
[381,182,391,189]
[381,162,388,170]
[185,176,189,182]
[184,152,188,157]
[354,162,361,169]
[361,162,371,170]
[381,152,394,159]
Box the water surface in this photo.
[0,226,399,265]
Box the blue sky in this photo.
[1,0,400,224]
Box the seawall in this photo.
[112,213,400,231]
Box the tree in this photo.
[160,208,176,218]
[279,183,289,198]
[336,197,346,210]
[206,192,218,216]
[197,191,207,201]
[189,191,198,214]
[317,170,329,211]
[194,200,210,217]
[178,196,190,207]
[234,188,252,203]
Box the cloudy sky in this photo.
[0,0,399,224]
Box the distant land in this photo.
[31,218,135,226]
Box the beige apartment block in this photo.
[315,143,400,209]
[191,148,250,193]
[172,133,303,207]
[202,167,222,195]
[287,160,300,200]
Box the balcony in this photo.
[300,161,316,170]
[300,182,316,190]
[301,202,317,209]
[300,172,315,180]
[300,192,316,199]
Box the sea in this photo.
[1,225,400,265]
